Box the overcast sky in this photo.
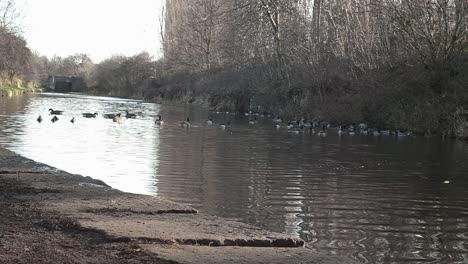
[16,0,164,62]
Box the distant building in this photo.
[47,75,86,93]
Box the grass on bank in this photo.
[0,85,43,96]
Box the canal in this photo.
[1,93,467,263]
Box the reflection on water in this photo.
[1,93,468,263]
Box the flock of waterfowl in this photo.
[199,111,414,137]
[36,108,136,124]
[36,108,413,138]
[269,114,413,137]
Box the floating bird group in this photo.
[36,107,415,139]
[37,108,141,124]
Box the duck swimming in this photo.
[103,113,119,119]
[248,116,258,125]
[155,115,164,125]
[125,110,137,119]
[70,117,75,123]
[317,125,327,136]
[82,112,98,118]
[272,116,282,123]
[49,108,64,115]
[180,117,190,128]
[219,121,231,129]
[113,113,122,123]
[37,115,42,123]
[206,117,213,125]
[51,115,59,123]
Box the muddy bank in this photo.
[0,147,357,263]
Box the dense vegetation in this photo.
[154,0,467,138]
[0,0,38,94]
[2,0,466,138]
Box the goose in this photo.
[381,130,390,136]
[155,115,164,125]
[272,116,282,123]
[180,117,190,128]
[103,113,119,119]
[70,117,75,123]
[317,130,327,136]
[125,110,137,119]
[37,115,42,123]
[317,125,327,136]
[219,121,231,129]
[359,123,368,130]
[49,108,64,115]
[289,129,301,134]
[51,115,59,123]
[82,112,98,118]
[249,116,257,125]
[113,113,122,123]
[397,130,409,137]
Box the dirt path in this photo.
[0,176,171,264]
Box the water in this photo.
[1,93,468,263]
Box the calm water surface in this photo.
[1,93,468,263]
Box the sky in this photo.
[15,0,164,63]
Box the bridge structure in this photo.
[47,75,86,93]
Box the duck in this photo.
[206,117,213,125]
[289,129,301,134]
[82,112,98,118]
[397,130,410,137]
[49,108,64,115]
[155,115,164,125]
[219,121,231,129]
[70,117,75,123]
[180,117,190,128]
[36,115,42,123]
[373,130,380,136]
[272,116,282,123]
[103,113,119,119]
[51,115,59,123]
[248,116,257,125]
[125,110,137,119]
[113,113,122,123]
[381,130,390,136]
[275,124,281,129]
[317,125,327,136]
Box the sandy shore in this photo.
[0,147,357,263]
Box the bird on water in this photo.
[49,109,64,115]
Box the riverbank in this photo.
[0,147,356,264]
[0,85,42,97]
